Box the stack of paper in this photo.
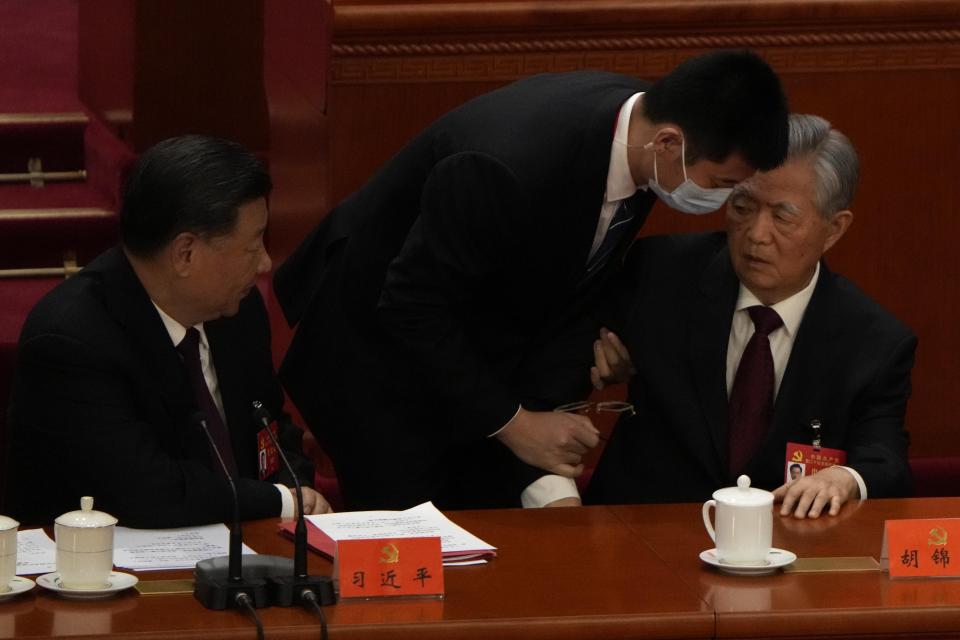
[113,524,256,571]
[279,502,496,566]
[16,524,256,573]
[16,529,57,575]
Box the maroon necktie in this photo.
[177,327,239,477]
[728,305,783,477]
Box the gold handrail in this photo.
[0,169,86,185]
[0,252,81,280]
[0,207,112,221]
[0,112,87,126]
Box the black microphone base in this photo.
[269,575,335,606]
[194,555,293,610]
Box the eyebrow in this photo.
[730,187,801,215]
[774,201,801,215]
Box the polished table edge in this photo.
[13,500,960,640]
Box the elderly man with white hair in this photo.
[585,113,916,518]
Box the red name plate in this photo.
[883,518,959,579]
[337,537,444,599]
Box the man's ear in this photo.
[648,125,684,156]
[169,232,199,277]
[822,209,853,254]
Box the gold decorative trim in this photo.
[332,29,960,58]
[0,112,88,125]
[333,43,960,83]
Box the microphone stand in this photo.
[252,401,335,607]
[192,413,289,610]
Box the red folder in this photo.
[277,520,495,564]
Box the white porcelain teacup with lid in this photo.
[0,515,19,592]
[702,475,773,565]
[55,497,117,589]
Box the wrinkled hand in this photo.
[292,486,334,516]
[590,327,637,390]
[496,408,600,477]
[544,497,582,508]
[772,466,859,519]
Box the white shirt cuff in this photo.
[275,484,295,519]
[521,475,580,508]
[838,466,867,500]
[488,404,522,438]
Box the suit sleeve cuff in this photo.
[488,404,522,438]
[521,475,580,508]
[838,466,867,500]
[275,484,295,519]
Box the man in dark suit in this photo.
[3,136,331,527]
[586,114,915,518]
[276,50,790,510]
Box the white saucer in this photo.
[0,577,35,600]
[36,571,138,599]
[699,548,797,576]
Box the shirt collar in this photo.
[152,301,208,349]
[734,262,820,337]
[606,92,645,203]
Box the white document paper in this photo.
[305,501,496,564]
[16,528,57,575]
[113,523,256,571]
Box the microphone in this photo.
[192,412,287,610]
[252,401,334,607]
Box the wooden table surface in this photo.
[2,499,959,640]
[612,497,960,640]
[1,506,712,640]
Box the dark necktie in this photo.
[585,197,636,276]
[177,327,238,477]
[728,305,783,478]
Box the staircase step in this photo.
[0,112,88,175]
[0,181,111,210]
[0,202,118,271]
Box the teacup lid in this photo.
[0,515,18,531]
[55,497,117,528]
[711,475,773,506]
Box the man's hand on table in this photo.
[773,466,859,519]
[496,408,600,477]
[293,486,333,515]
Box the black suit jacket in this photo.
[275,71,657,509]
[3,247,312,527]
[585,233,916,504]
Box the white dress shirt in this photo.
[724,265,867,498]
[153,303,294,518]
[588,92,646,261]
[521,92,647,507]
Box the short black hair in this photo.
[120,135,271,257]
[642,49,789,171]
[790,464,803,472]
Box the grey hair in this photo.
[786,113,859,218]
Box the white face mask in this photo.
[647,137,732,215]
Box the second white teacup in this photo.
[55,497,117,590]
[702,475,773,565]
[0,515,19,593]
